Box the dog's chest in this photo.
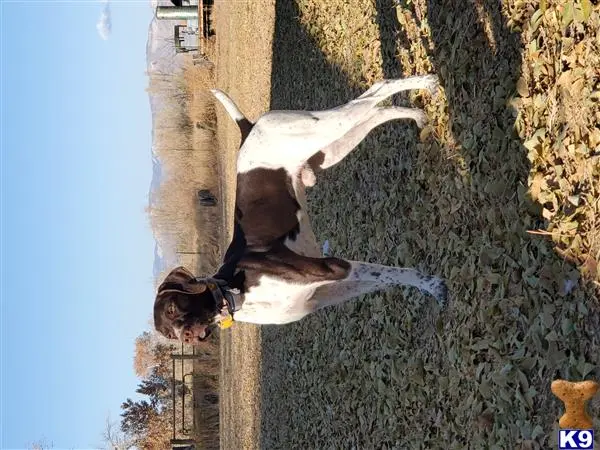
[234,275,321,324]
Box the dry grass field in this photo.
[146,62,222,449]
[210,2,276,449]
[201,0,600,449]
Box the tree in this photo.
[119,398,171,450]
[101,415,136,450]
[121,363,174,439]
[133,331,173,378]
[120,398,155,436]
[139,412,171,450]
[28,439,53,450]
[136,373,170,409]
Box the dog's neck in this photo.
[213,220,247,281]
[209,277,244,330]
[211,219,250,317]
[218,279,243,314]
[194,276,244,319]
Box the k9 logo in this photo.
[559,430,594,449]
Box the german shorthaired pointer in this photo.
[154,75,447,343]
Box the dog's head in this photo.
[154,266,220,344]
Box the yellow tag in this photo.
[219,315,234,329]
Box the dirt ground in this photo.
[211,0,600,449]
[211,1,276,449]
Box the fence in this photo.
[170,343,201,449]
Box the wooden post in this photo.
[197,0,203,53]
[170,438,196,447]
[172,358,176,439]
[171,354,206,360]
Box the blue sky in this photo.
[1,1,155,448]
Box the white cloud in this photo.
[96,1,112,40]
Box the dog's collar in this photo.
[196,277,241,329]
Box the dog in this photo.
[154,75,447,344]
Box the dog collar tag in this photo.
[219,315,234,329]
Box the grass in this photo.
[207,0,600,449]
[209,1,277,449]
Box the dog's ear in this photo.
[157,266,207,296]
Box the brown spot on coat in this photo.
[236,168,301,248]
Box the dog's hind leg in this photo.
[236,75,438,172]
[308,261,448,312]
[355,74,438,101]
[211,89,319,187]
[311,106,427,171]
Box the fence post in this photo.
[171,345,204,448]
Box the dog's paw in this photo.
[422,276,448,308]
[301,166,316,187]
[412,110,428,129]
[432,279,448,307]
[421,74,440,96]
[322,239,332,257]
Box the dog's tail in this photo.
[210,89,254,144]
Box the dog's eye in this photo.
[166,303,178,318]
[160,328,175,340]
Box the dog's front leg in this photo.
[308,261,447,312]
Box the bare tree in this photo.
[101,416,136,450]
[28,438,53,450]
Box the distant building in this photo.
[174,25,198,53]
[155,0,214,55]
